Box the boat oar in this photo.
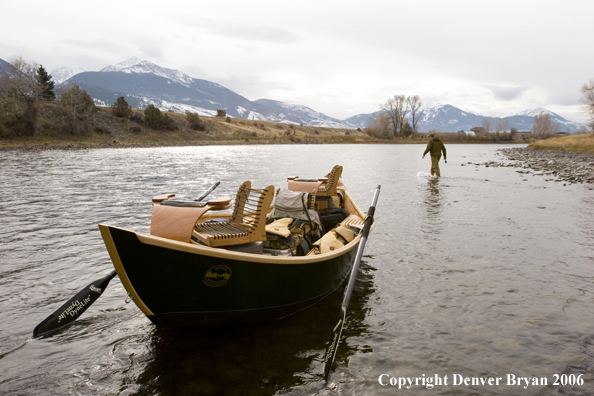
[323,185,381,381]
[32,270,118,338]
[33,182,221,338]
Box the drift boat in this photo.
[98,165,375,328]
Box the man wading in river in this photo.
[422,133,447,177]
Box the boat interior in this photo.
[149,165,366,257]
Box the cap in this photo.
[429,133,434,137]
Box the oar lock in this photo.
[125,293,134,304]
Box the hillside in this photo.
[0,97,383,149]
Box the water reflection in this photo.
[421,178,444,237]
[130,263,376,395]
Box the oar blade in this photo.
[33,271,117,338]
[323,308,346,381]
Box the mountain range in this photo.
[0,57,586,132]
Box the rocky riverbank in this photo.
[492,147,594,184]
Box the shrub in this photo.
[59,83,97,134]
[226,116,231,123]
[186,111,205,131]
[144,105,163,129]
[216,109,226,117]
[161,114,177,131]
[130,113,143,124]
[111,96,132,117]
[93,126,110,135]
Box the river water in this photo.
[0,144,592,395]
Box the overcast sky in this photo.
[1,0,593,123]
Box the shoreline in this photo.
[0,140,529,152]
[497,147,594,185]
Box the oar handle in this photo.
[195,181,220,202]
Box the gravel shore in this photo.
[490,147,594,184]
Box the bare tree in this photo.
[510,127,518,140]
[0,56,43,135]
[500,117,510,133]
[482,118,491,134]
[495,118,502,133]
[581,78,594,130]
[381,95,409,137]
[495,117,511,139]
[59,83,97,133]
[380,97,397,138]
[407,95,424,134]
[495,117,510,133]
[532,113,561,138]
[367,111,391,139]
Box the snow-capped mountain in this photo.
[418,104,486,131]
[345,104,586,133]
[3,56,584,132]
[54,58,355,127]
[49,66,85,84]
[99,57,196,87]
[514,108,559,117]
[253,99,352,128]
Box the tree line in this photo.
[367,82,594,139]
[0,56,99,135]
[366,94,423,138]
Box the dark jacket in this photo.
[423,138,446,158]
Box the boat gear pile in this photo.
[152,165,364,257]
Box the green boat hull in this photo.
[100,225,359,327]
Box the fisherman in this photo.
[422,133,447,177]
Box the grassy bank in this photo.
[528,133,594,153]
[0,96,391,149]
[0,96,567,150]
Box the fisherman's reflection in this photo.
[422,178,443,235]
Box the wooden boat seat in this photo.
[150,196,232,243]
[316,165,342,197]
[287,165,342,198]
[340,214,365,231]
[192,181,274,247]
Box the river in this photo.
[0,144,592,395]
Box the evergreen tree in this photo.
[36,65,55,101]
[144,105,163,129]
[111,96,132,117]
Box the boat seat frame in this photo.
[192,181,274,248]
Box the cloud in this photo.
[481,84,531,101]
[175,17,303,45]
[1,0,592,123]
